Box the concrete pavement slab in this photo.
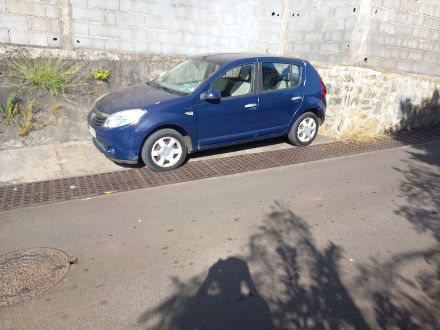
[0,144,63,184]
[54,141,123,177]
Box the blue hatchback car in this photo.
[88,53,327,171]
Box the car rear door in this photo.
[255,60,305,136]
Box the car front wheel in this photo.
[141,129,188,171]
[288,112,319,146]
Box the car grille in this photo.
[90,108,108,127]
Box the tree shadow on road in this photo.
[137,202,370,329]
[246,202,370,329]
[353,133,440,329]
[137,130,440,329]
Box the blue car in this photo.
[88,53,327,171]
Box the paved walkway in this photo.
[0,135,336,185]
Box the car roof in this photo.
[193,52,304,65]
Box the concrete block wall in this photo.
[70,0,283,55]
[364,0,440,76]
[285,0,362,64]
[0,0,61,47]
[283,0,440,76]
[0,0,439,77]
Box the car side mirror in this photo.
[200,89,221,103]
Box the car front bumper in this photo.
[92,137,139,164]
[88,113,142,165]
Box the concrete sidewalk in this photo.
[0,135,335,185]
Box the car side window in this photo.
[262,62,301,91]
[211,64,253,98]
[291,64,301,87]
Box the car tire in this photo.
[141,129,188,171]
[288,112,319,146]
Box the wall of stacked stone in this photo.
[317,65,440,138]
[0,45,438,146]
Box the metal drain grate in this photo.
[1,127,439,212]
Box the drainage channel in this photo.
[1,127,439,212]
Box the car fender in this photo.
[136,111,198,151]
[289,96,325,127]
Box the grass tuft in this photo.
[1,92,20,125]
[4,56,84,96]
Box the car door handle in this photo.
[244,103,257,109]
[291,96,302,101]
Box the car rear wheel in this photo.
[141,129,187,171]
[288,112,319,146]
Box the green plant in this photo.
[4,56,84,96]
[18,100,35,137]
[92,68,111,81]
[1,92,20,125]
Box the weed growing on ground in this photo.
[1,92,20,125]
[18,100,35,137]
[92,68,111,81]
[4,56,84,96]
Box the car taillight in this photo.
[319,77,327,101]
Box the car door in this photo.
[256,61,304,136]
[196,63,261,147]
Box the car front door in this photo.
[196,63,261,147]
[256,61,304,136]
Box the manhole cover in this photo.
[0,248,71,306]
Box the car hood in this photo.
[94,84,179,114]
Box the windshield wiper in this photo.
[147,81,180,95]
[158,85,176,94]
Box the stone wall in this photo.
[0,49,437,150]
[318,65,440,138]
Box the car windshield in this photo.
[149,59,222,95]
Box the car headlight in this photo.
[104,109,146,128]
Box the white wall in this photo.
[1,0,440,76]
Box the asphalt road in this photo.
[1,141,439,329]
